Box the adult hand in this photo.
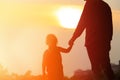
[69,38,74,46]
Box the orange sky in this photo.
[0,3,59,27]
[0,1,120,77]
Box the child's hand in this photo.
[42,73,46,80]
[68,43,73,51]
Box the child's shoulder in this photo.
[43,49,49,55]
[43,50,50,58]
[44,49,49,53]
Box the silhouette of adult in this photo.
[69,0,115,80]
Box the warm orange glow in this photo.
[55,6,82,29]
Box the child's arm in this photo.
[42,51,47,76]
[58,44,73,53]
[42,64,46,80]
[42,64,45,75]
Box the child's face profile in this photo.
[46,34,58,47]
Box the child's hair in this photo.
[46,34,58,46]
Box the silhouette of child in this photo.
[42,34,73,80]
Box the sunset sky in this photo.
[0,0,120,77]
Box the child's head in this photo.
[46,34,58,47]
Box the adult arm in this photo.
[69,3,88,45]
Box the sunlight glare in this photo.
[56,7,82,29]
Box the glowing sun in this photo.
[56,7,82,29]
